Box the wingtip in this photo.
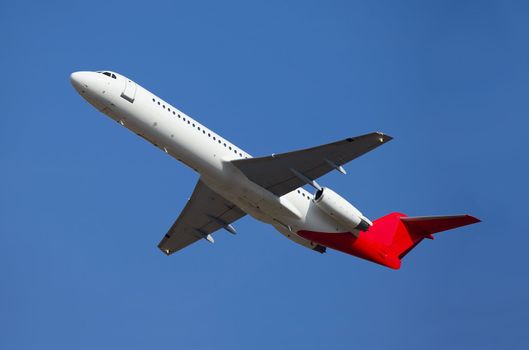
[346,132,393,143]
[375,132,393,142]
[157,244,172,256]
[465,215,481,224]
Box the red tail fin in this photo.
[369,213,481,261]
[298,212,480,270]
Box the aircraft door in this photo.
[121,78,136,103]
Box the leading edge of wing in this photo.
[235,132,392,163]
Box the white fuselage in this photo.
[71,71,350,251]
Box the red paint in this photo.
[298,213,480,270]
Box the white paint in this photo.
[70,70,362,251]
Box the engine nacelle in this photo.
[313,187,372,232]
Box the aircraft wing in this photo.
[231,132,392,197]
[158,180,246,255]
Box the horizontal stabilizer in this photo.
[361,212,480,268]
[401,215,480,236]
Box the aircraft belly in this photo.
[272,224,323,251]
[201,167,303,225]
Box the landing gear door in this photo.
[121,79,136,103]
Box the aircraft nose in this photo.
[70,71,90,92]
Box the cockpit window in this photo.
[98,71,117,79]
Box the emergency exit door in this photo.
[121,79,136,103]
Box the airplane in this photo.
[70,70,480,269]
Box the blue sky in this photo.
[1,0,528,349]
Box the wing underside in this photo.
[158,180,246,254]
[231,132,392,196]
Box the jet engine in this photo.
[313,187,372,232]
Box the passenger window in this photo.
[152,98,155,102]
